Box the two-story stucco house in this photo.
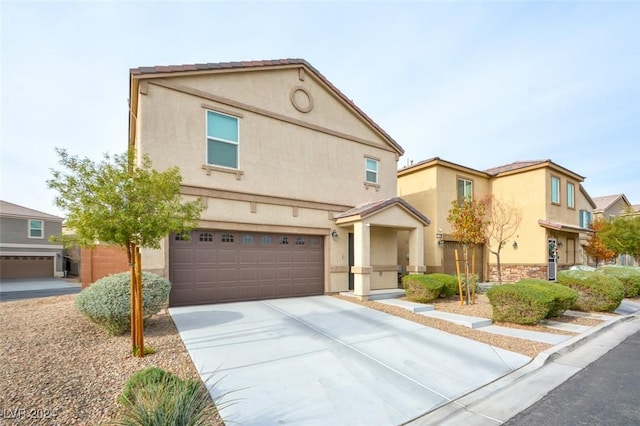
[397,158,594,283]
[129,59,428,306]
[0,200,64,278]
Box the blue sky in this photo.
[2,0,639,217]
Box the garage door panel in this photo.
[238,269,257,282]
[218,250,238,264]
[0,256,54,279]
[238,251,257,264]
[195,250,217,263]
[169,230,324,306]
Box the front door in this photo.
[348,232,354,290]
[548,238,558,281]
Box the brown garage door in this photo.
[443,242,484,280]
[169,230,324,306]
[0,256,54,279]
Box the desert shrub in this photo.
[557,270,625,312]
[598,266,640,298]
[517,279,578,317]
[487,284,554,324]
[427,273,459,297]
[75,272,171,335]
[114,367,210,426]
[455,273,479,296]
[402,275,444,303]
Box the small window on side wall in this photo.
[28,220,43,238]
[365,158,378,184]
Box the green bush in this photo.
[486,283,553,324]
[403,275,444,303]
[75,272,171,335]
[115,367,210,426]
[517,279,578,318]
[598,266,640,298]
[426,273,459,297]
[557,270,625,312]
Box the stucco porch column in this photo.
[351,221,372,300]
[406,227,426,274]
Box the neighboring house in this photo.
[397,158,594,282]
[592,194,636,267]
[128,59,428,306]
[0,200,64,279]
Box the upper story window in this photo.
[579,210,592,228]
[365,158,378,184]
[457,178,473,205]
[567,183,575,209]
[28,220,43,239]
[206,110,239,169]
[551,176,560,204]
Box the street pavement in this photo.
[410,313,640,425]
[504,328,640,425]
[0,278,81,302]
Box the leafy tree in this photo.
[48,148,203,357]
[583,217,617,267]
[483,196,522,285]
[447,199,488,304]
[599,215,640,261]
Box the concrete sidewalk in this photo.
[171,296,531,426]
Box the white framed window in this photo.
[457,178,473,205]
[206,110,239,169]
[579,210,592,228]
[365,158,378,184]
[28,219,43,239]
[567,182,575,209]
[551,176,560,204]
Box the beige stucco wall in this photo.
[133,66,401,293]
[136,83,397,206]
[397,163,489,273]
[490,169,547,265]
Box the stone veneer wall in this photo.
[488,264,547,283]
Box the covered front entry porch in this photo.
[334,198,430,301]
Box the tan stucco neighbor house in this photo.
[592,193,637,267]
[397,158,594,283]
[128,59,428,306]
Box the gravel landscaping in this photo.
[1,291,617,425]
[0,295,222,426]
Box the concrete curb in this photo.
[532,311,637,368]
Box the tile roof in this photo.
[592,194,627,211]
[0,200,63,220]
[130,58,402,155]
[483,160,549,176]
[334,197,431,226]
[538,219,593,234]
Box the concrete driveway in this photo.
[170,296,530,425]
[0,278,81,301]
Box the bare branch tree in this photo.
[483,195,522,284]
